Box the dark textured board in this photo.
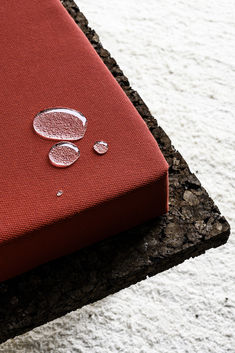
[0,0,230,344]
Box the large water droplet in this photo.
[93,141,108,155]
[33,108,87,141]
[49,142,80,168]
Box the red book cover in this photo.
[0,0,168,282]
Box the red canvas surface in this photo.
[0,0,169,282]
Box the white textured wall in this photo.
[1,1,234,352]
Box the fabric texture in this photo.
[0,0,168,282]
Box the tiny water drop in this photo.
[57,190,63,197]
[93,141,108,155]
[49,142,80,168]
[33,107,87,141]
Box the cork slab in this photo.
[0,0,230,344]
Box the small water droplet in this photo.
[49,142,80,168]
[57,190,63,197]
[93,141,108,155]
[33,107,87,141]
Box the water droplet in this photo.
[93,141,108,155]
[57,190,63,197]
[49,142,80,168]
[33,107,87,141]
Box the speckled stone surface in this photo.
[0,0,230,344]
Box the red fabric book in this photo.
[0,0,168,282]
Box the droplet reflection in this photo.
[56,190,63,197]
[33,107,87,141]
[49,142,80,168]
[93,141,108,155]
